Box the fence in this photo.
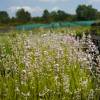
[16,21,96,30]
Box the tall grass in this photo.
[0,31,100,100]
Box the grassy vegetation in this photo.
[0,29,100,100]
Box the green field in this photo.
[0,28,100,100]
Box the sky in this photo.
[0,0,100,17]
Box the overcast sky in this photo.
[0,0,100,17]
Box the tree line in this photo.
[0,4,100,25]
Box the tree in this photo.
[57,10,67,21]
[50,11,58,22]
[42,9,50,23]
[42,9,50,18]
[16,8,31,23]
[0,11,10,24]
[76,5,98,20]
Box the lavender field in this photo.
[0,29,100,100]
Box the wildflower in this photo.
[15,87,20,92]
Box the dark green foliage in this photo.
[42,9,50,19]
[0,11,10,23]
[97,12,100,19]
[76,5,98,20]
[16,8,31,23]
[42,9,51,23]
[42,9,75,23]
[56,10,69,21]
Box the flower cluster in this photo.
[0,31,100,99]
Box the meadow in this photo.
[0,28,100,100]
